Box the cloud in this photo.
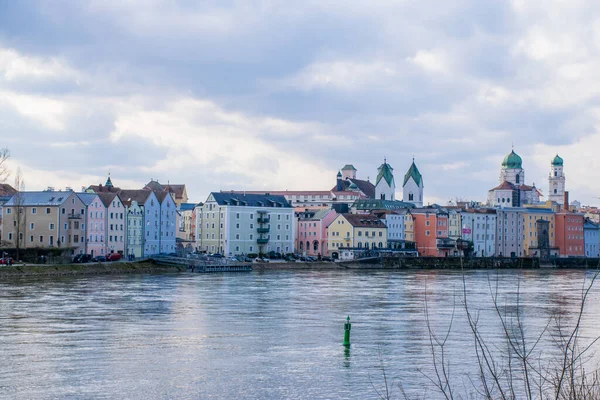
[2,1,600,206]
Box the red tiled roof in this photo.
[87,184,120,193]
[489,181,516,191]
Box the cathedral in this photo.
[488,150,565,207]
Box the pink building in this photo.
[98,193,126,255]
[78,193,106,257]
[296,208,337,256]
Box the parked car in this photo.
[107,253,122,261]
[73,254,93,263]
[92,256,107,262]
[321,256,333,262]
[208,253,224,258]
[0,257,14,265]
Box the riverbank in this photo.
[1,256,597,278]
[0,261,184,278]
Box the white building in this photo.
[461,209,497,257]
[197,192,295,256]
[402,160,424,208]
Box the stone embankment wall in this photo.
[0,262,183,278]
[1,257,598,278]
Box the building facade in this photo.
[555,212,585,257]
[327,213,387,258]
[77,193,105,257]
[296,208,337,256]
[584,220,600,257]
[197,193,294,256]
[495,208,526,257]
[461,209,497,257]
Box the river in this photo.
[0,269,599,399]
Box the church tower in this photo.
[548,154,566,205]
[403,159,424,207]
[500,150,525,185]
[375,159,395,201]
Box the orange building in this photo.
[555,212,585,257]
[412,207,452,257]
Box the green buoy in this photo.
[343,315,351,346]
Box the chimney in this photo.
[564,191,569,211]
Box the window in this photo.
[32,208,37,214]
[6,208,11,214]
[46,208,51,214]
[50,223,55,230]
[30,222,34,229]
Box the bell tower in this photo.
[548,154,565,205]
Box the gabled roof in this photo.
[4,191,73,207]
[118,190,152,207]
[342,213,386,228]
[376,161,394,187]
[97,192,117,208]
[155,191,168,202]
[144,180,187,199]
[403,161,423,187]
[341,164,357,171]
[210,192,292,208]
[76,192,99,206]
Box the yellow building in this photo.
[522,208,556,256]
[328,213,387,256]
[404,212,415,243]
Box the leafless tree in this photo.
[380,268,600,399]
[13,168,25,261]
[0,148,9,183]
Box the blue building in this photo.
[584,220,600,257]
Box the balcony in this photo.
[257,227,270,234]
[68,213,82,219]
[257,217,270,224]
[257,237,269,244]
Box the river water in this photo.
[0,269,599,399]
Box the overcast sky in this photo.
[2,0,600,205]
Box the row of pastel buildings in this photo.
[1,153,599,260]
[0,177,179,258]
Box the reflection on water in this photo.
[0,270,599,399]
